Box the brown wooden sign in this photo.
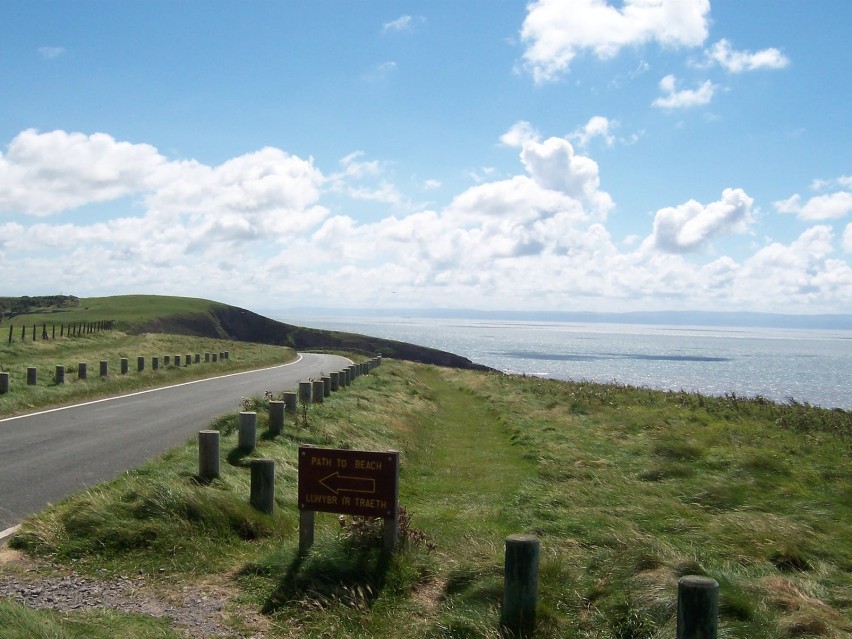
[298,446,399,518]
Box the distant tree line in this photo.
[0,295,79,322]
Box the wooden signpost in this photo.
[298,445,399,554]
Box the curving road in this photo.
[0,353,352,532]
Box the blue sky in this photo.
[1,1,850,315]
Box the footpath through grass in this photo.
[1,360,849,639]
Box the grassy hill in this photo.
[2,359,849,638]
[0,294,490,371]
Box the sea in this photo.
[289,316,852,411]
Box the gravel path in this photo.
[0,550,263,638]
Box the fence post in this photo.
[677,575,719,639]
[27,367,37,385]
[501,534,540,639]
[0,372,9,394]
[55,365,65,385]
[298,381,312,405]
[198,430,220,480]
[268,401,284,436]
[238,411,257,452]
[78,362,87,380]
[283,391,297,415]
[312,380,324,403]
[250,459,275,514]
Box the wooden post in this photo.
[268,401,284,436]
[164,355,171,366]
[205,352,210,362]
[152,356,159,371]
[322,376,331,397]
[677,575,719,639]
[283,391,297,414]
[137,356,145,372]
[78,362,87,380]
[212,353,218,362]
[224,350,230,360]
[174,355,181,367]
[198,430,220,480]
[185,354,191,366]
[501,534,540,638]
[99,360,108,378]
[330,371,339,392]
[120,358,129,374]
[298,381,312,405]
[238,411,257,452]
[0,372,9,394]
[299,510,315,555]
[55,365,65,385]
[195,353,200,364]
[250,459,275,514]
[312,380,324,403]
[9,324,14,344]
[27,367,37,385]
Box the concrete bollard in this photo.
[212,353,218,362]
[250,459,275,514]
[677,575,719,639]
[185,354,191,366]
[298,381,312,405]
[238,411,257,452]
[283,391,297,414]
[78,362,88,380]
[195,353,201,364]
[501,534,540,638]
[312,380,325,403]
[175,355,181,367]
[99,360,108,378]
[219,352,224,361]
[342,369,351,386]
[27,367,37,385]
[268,401,284,436]
[322,376,331,397]
[224,351,229,360]
[120,358,129,374]
[205,352,211,363]
[164,355,171,366]
[198,430,220,480]
[330,371,339,392]
[137,356,145,372]
[55,365,65,385]
[0,372,9,394]
[152,356,159,371]
[349,364,357,380]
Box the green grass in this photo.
[4,361,851,638]
[0,294,226,331]
[0,600,183,639]
[0,330,296,416]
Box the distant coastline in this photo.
[275,307,852,331]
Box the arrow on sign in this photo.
[319,472,376,495]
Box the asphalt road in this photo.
[0,352,352,531]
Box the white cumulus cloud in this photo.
[704,39,790,73]
[775,187,852,221]
[647,188,755,253]
[520,0,710,83]
[652,74,715,109]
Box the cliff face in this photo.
[135,305,492,372]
